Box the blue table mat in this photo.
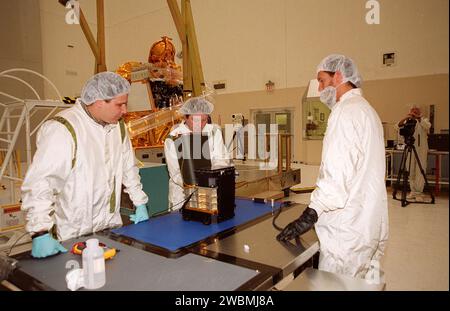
[112,198,281,252]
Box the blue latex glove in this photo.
[130,204,149,224]
[31,233,68,258]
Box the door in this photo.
[254,113,271,159]
[253,110,294,159]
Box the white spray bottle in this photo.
[82,238,105,289]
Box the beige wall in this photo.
[194,0,449,91]
[213,73,449,164]
[364,74,449,134]
[212,86,305,161]
[12,0,448,165]
[38,0,96,98]
[0,0,44,157]
[0,0,43,97]
[37,0,449,96]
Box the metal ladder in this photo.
[0,69,67,203]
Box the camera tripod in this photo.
[392,136,435,207]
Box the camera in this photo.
[231,113,244,125]
[399,118,417,139]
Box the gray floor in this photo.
[288,190,449,291]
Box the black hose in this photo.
[272,200,293,231]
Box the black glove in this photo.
[276,207,318,242]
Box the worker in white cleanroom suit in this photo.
[21,72,149,258]
[277,54,389,282]
[164,97,231,211]
[397,105,432,201]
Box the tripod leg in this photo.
[401,148,412,207]
[411,146,435,204]
[393,147,408,199]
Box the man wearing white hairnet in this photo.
[397,105,431,201]
[277,54,389,281]
[21,72,149,258]
[164,97,231,210]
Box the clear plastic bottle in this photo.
[82,238,105,289]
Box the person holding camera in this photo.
[397,106,431,201]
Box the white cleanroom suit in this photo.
[309,88,389,279]
[21,102,148,241]
[164,122,231,210]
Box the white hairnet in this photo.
[179,97,214,115]
[409,104,423,117]
[409,103,421,110]
[316,54,362,88]
[80,72,130,105]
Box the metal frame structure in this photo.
[0,68,68,203]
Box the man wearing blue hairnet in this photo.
[21,72,149,258]
[277,54,389,281]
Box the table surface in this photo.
[112,198,282,256]
[205,203,319,278]
[9,201,320,291]
[385,148,449,155]
[234,165,279,183]
[12,235,260,291]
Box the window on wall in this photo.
[302,99,330,140]
[251,108,294,159]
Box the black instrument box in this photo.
[182,166,236,225]
[428,134,449,151]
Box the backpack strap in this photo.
[166,134,180,142]
[51,116,77,169]
[50,116,123,214]
[211,125,219,137]
[119,119,126,143]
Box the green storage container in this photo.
[120,162,169,218]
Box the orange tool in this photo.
[70,241,119,260]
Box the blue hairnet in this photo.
[80,72,130,105]
[316,54,363,88]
